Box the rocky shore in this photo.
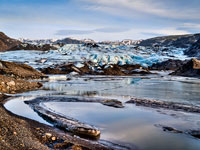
[0,94,129,150]
[0,75,42,94]
[41,62,150,76]
[1,31,200,149]
[0,60,43,93]
[0,61,133,150]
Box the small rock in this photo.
[7,81,15,86]
[102,99,124,108]
[53,142,71,149]
[72,145,83,150]
[51,137,56,141]
[0,62,4,68]
[45,133,52,138]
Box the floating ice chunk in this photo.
[74,62,84,68]
[69,71,79,76]
[47,75,68,81]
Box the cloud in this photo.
[142,28,190,36]
[55,29,94,35]
[181,23,200,30]
[95,27,130,33]
[55,27,131,36]
[82,0,200,20]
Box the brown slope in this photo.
[0,32,21,51]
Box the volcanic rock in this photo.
[170,58,200,77]
[150,59,188,71]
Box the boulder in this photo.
[150,59,188,71]
[170,58,200,77]
[101,99,124,108]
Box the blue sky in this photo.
[0,0,200,41]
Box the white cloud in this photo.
[55,27,131,36]
[142,28,190,36]
[82,0,200,20]
[182,23,200,30]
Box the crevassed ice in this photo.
[58,44,188,68]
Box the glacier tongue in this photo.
[58,44,188,68]
[0,44,188,70]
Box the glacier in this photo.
[0,44,188,70]
[59,44,188,68]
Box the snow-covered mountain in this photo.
[18,38,58,45]
[18,37,142,46]
[18,37,96,45]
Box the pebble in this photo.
[7,81,15,86]
[45,133,52,138]
[72,145,82,150]
[51,137,56,141]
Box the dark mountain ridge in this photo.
[138,33,200,48]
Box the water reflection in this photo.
[44,102,200,150]
[42,76,200,106]
[4,75,200,150]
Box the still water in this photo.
[5,75,200,150]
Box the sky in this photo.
[0,0,200,41]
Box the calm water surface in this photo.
[5,75,200,150]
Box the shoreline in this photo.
[0,94,133,150]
